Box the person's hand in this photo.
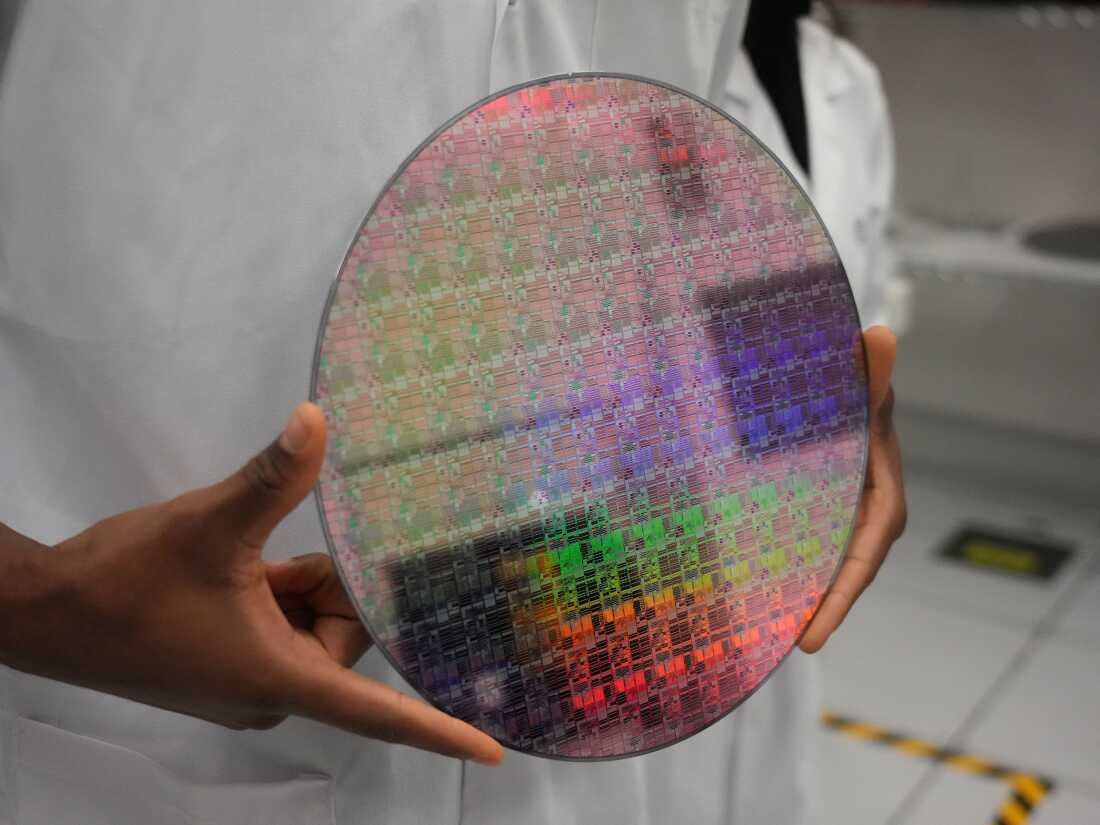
[798,325,907,653]
[21,402,503,765]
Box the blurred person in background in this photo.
[0,2,905,823]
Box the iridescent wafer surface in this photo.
[313,74,867,759]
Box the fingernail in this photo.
[279,405,310,454]
[472,742,505,766]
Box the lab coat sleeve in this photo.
[861,64,908,332]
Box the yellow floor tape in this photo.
[821,712,1055,825]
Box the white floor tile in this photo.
[1058,567,1100,646]
[966,634,1100,794]
[1032,786,1100,825]
[896,767,1008,825]
[818,464,1100,823]
[821,585,1028,742]
[819,729,930,825]
[872,471,1099,630]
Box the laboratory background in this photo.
[1,1,1098,824]
[810,2,1100,824]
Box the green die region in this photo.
[797,537,823,563]
[592,529,625,564]
[755,520,775,545]
[415,263,441,295]
[598,567,623,601]
[379,350,407,383]
[750,482,779,511]
[831,526,851,549]
[555,577,579,613]
[761,548,788,576]
[632,516,666,552]
[553,541,584,577]
[723,558,752,586]
[713,492,743,523]
[672,504,705,537]
[338,441,373,477]
[789,475,812,501]
[325,364,355,394]
[678,535,701,568]
[429,340,455,372]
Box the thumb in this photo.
[212,402,327,552]
[862,325,897,415]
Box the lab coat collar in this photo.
[725,17,854,111]
[798,16,854,101]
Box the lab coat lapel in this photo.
[720,49,809,193]
[721,50,757,132]
[800,18,854,214]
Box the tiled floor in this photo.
[818,730,934,825]
[966,635,1100,794]
[818,467,1100,825]
[898,767,1012,825]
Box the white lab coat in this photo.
[0,2,849,823]
[721,17,902,329]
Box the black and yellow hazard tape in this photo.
[821,712,1055,825]
[992,774,1054,825]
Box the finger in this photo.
[799,425,905,653]
[313,617,373,666]
[862,326,897,413]
[266,554,372,665]
[171,706,248,730]
[287,661,504,765]
[798,327,902,653]
[797,512,895,653]
[266,553,344,597]
[207,403,327,552]
[266,554,361,623]
[271,595,370,665]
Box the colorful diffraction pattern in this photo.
[313,75,867,759]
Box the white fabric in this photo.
[0,3,857,824]
[460,653,821,825]
[12,717,333,825]
[488,0,745,105]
